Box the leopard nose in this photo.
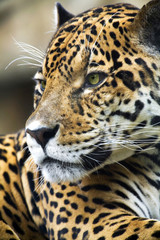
[26,125,60,149]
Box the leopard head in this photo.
[26,1,160,183]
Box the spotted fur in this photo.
[1,1,160,239]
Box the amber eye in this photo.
[40,80,46,91]
[85,72,108,88]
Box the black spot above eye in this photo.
[64,25,76,32]
[83,23,92,29]
[114,40,121,47]
[111,50,122,70]
[92,48,98,55]
[86,34,93,43]
[99,60,105,65]
[91,27,97,35]
[110,31,116,40]
[93,8,103,14]
[106,51,111,61]
[125,58,132,65]
[113,21,119,28]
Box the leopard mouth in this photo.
[39,156,86,182]
[41,157,82,169]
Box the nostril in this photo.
[26,124,60,149]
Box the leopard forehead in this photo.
[43,4,138,82]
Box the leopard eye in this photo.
[40,80,46,91]
[85,72,108,88]
[88,73,100,85]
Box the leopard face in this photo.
[26,2,160,183]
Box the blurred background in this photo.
[0,0,149,134]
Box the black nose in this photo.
[26,125,60,149]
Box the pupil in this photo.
[91,75,98,84]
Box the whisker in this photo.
[5,37,45,70]
[18,61,42,68]
[13,38,44,58]
[25,155,33,164]
[35,178,45,193]
[117,162,132,175]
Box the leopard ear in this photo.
[53,2,74,30]
[131,0,160,53]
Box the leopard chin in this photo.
[40,157,85,183]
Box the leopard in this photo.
[2,0,160,239]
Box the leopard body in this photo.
[1,1,160,239]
